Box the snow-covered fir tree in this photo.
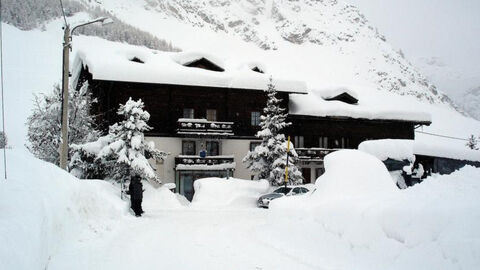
[70,98,168,184]
[466,134,479,150]
[243,78,302,186]
[0,131,7,149]
[26,82,100,165]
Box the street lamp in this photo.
[59,17,113,170]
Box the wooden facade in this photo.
[286,115,417,149]
[79,67,290,139]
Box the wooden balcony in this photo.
[177,118,234,137]
[175,155,236,171]
[295,148,337,161]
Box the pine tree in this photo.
[243,78,303,186]
[26,82,100,165]
[71,98,168,184]
[466,134,479,150]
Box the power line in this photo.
[59,0,68,26]
[0,0,7,179]
[415,130,469,141]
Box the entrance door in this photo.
[182,174,194,201]
[302,168,311,184]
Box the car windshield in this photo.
[273,187,292,195]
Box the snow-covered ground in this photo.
[2,150,479,270]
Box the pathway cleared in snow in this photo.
[47,208,326,270]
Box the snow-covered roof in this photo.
[290,86,432,123]
[319,86,359,101]
[358,139,480,162]
[358,139,415,162]
[72,37,307,94]
[414,140,480,162]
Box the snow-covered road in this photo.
[48,208,325,270]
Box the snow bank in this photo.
[313,150,397,202]
[143,183,188,210]
[0,150,128,270]
[191,178,269,208]
[269,149,480,269]
[359,139,415,161]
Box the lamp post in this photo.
[59,17,113,170]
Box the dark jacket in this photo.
[129,180,143,200]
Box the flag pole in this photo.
[284,136,290,188]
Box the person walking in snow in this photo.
[128,175,144,217]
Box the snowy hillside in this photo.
[458,86,480,121]
[414,56,480,119]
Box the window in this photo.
[206,141,219,156]
[251,111,261,126]
[182,141,196,155]
[183,108,194,119]
[292,187,302,195]
[299,187,309,194]
[250,142,261,152]
[294,136,304,148]
[319,137,328,148]
[273,187,292,195]
[334,139,340,148]
[206,109,217,121]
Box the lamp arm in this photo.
[71,17,108,35]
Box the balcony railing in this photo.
[295,148,337,161]
[177,118,234,137]
[175,155,236,171]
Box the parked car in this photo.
[257,186,310,208]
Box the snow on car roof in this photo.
[72,36,307,94]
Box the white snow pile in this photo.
[270,150,480,269]
[290,85,432,123]
[359,139,415,161]
[72,36,307,94]
[142,183,189,210]
[0,150,129,270]
[191,177,269,208]
[311,150,398,202]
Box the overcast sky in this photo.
[348,0,480,72]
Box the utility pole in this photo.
[58,18,113,170]
[59,24,70,170]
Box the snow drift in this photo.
[191,177,269,208]
[269,150,480,269]
[314,149,398,202]
[0,150,129,270]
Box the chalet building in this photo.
[73,40,432,200]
